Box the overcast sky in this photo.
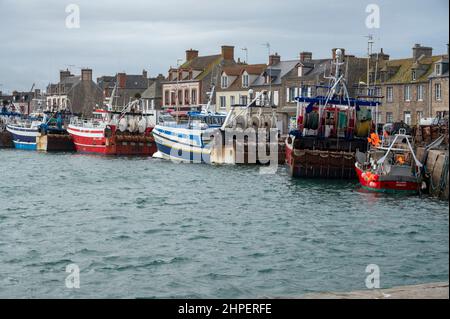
[0,0,448,92]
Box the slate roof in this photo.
[252,60,299,86]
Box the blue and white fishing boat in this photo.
[153,86,278,164]
[6,112,66,150]
[6,120,42,150]
[152,86,227,163]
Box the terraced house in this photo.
[46,68,103,116]
[215,63,266,112]
[162,46,236,115]
[369,44,449,125]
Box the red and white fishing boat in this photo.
[67,86,157,156]
[355,129,423,194]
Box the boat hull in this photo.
[285,141,357,179]
[67,125,156,156]
[6,124,39,151]
[152,125,211,163]
[355,166,420,194]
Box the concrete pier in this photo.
[300,282,449,299]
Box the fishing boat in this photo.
[285,49,380,179]
[6,119,42,150]
[67,85,157,156]
[152,86,226,163]
[355,129,423,194]
[153,86,278,164]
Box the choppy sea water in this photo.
[0,149,448,298]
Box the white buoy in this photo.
[118,117,127,132]
[138,117,147,133]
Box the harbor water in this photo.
[0,149,448,298]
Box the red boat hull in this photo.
[355,166,420,194]
[67,125,156,156]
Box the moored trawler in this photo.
[68,106,157,156]
[355,129,423,194]
[153,86,279,164]
[67,85,157,156]
[285,49,380,179]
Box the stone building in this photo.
[97,70,150,107]
[161,45,237,115]
[141,74,165,110]
[46,68,103,116]
[429,51,449,118]
[368,44,448,125]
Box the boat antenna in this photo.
[262,42,271,107]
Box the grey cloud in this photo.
[0,0,448,91]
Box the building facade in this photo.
[215,63,266,112]
[161,45,237,114]
[46,68,103,116]
[97,70,150,107]
[368,44,449,125]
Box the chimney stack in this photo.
[60,69,72,82]
[269,53,281,66]
[142,69,148,79]
[221,45,235,61]
[81,68,92,82]
[299,51,312,62]
[117,73,127,89]
[186,49,199,62]
[412,44,433,61]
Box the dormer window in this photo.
[412,70,417,81]
[298,66,303,77]
[242,73,249,88]
[221,75,228,89]
[435,63,442,76]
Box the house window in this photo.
[412,70,416,81]
[435,63,442,76]
[184,90,190,105]
[288,87,296,102]
[240,95,248,105]
[404,85,411,101]
[191,89,197,105]
[307,86,312,97]
[164,90,170,106]
[386,112,393,123]
[386,87,393,103]
[230,95,235,106]
[417,85,424,101]
[242,74,249,88]
[178,90,182,105]
[221,75,228,89]
[435,83,442,101]
[220,96,226,109]
[404,111,411,125]
[273,90,279,106]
